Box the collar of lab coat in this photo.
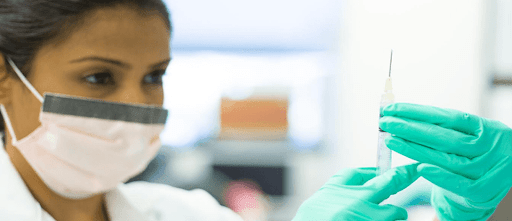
[0,136,154,221]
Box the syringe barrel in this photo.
[377,93,394,175]
[377,131,392,175]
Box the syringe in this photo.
[377,50,395,175]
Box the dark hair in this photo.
[0,0,172,136]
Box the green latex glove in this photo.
[380,103,512,221]
[292,163,420,221]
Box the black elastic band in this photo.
[42,93,168,124]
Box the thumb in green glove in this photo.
[293,163,420,221]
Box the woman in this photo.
[0,1,243,220]
[1,1,511,221]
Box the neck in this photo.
[4,131,108,221]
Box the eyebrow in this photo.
[70,56,172,69]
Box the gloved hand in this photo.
[379,103,512,221]
[292,163,420,221]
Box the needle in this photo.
[389,50,393,78]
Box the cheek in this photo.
[9,83,43,141]
[105,83,165,107]
[151,87,165,106]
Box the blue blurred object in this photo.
[164,0,341,50]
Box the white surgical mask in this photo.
[0,58,168,199]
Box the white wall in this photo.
[493,0,512,75]
[487,0,512,129]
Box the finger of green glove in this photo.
[362,163,420,203]
[337,202,408,221]
[380,116,483,158]
[418,163,476,200]
[431,185,498,221]
[379,204,408,221]
[381,103,481,136]
[328,167,378,186]
[419,161,512,204]
[292,199,408,221]
[385,136,473,177]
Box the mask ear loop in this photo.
[0,104,17,143]
[6,58,44,103]
[1,58,44,144]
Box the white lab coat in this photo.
[0,141,243,221]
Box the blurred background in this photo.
[127,0,512,220]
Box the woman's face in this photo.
[3,5,170,142]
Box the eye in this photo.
[144,70,166,85]
[84,72,114,85]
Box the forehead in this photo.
[39,5,170,63]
